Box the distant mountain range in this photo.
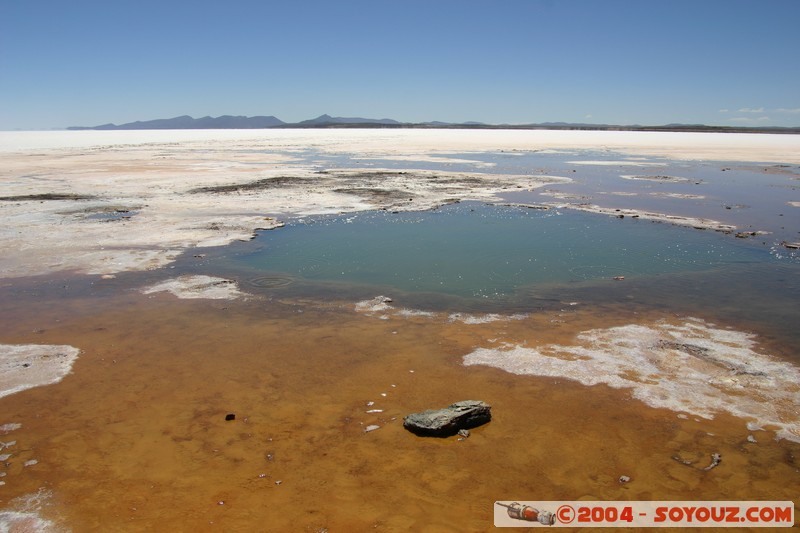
[67,114,800,133]
[69,115,285,130]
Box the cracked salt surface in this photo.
[463,318,800,442]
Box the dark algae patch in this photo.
[0,193,97,201]
[189,176,313,193]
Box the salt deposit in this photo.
[141,275,245,300]
[463,318,800,441]
[0,344,81,398]
[354,296,394,315]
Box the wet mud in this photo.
[0,280,798,531]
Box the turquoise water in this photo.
[229,202,771,300]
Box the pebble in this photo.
[24,459,38,467]
[275,480,282,485]
[364,425,381,433]
[747,435,758,443]
[619,475,631,483]
[366,409,383,413]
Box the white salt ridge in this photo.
[354,296,394,314]
[356,298,531,326]
[141,275,244,300]
[620,174,691,182]
[569,160,667,167]
[0,423,22,434]
[357,299,529,325]
[449,312,528,325]
[463,318,800,442]
[1,344,81,399]
[396,308,436,318]
[650,192,705,200]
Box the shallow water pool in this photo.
[229,202,772,299]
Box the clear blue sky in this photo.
[1,0,799,129]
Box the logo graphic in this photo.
[495,502,555,525]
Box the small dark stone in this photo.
[403,400,491,437]
[225,413,236,421]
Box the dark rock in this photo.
[225,413,235,421]
[403,400,491,437]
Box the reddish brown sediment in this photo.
[0,291,798,531]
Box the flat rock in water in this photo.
[403,400,491,437]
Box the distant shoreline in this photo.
[64,114,800,134]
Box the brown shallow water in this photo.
[0,276,798,531]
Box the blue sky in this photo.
[1,0,799,129]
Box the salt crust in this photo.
[463,318,800,442]
[0,344,81,399]
[0,489,56,533]
[141,275,245,300]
